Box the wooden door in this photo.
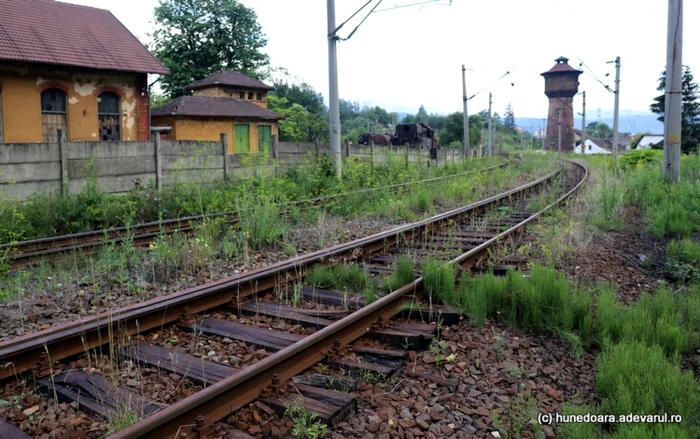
[235,124,250,154]
[258,125,272,154]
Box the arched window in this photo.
[41,88,67,142]
[98,92,121,141]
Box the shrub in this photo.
[619,149,662,170]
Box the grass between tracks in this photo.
[423,151,700,439]
[0,154,554,303]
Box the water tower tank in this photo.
[541,57,582,98]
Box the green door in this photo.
[235,124,250,154]
[258,125,272,154]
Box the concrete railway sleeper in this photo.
[0,160,588,439]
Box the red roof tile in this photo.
[185,70,273,91]
[0,0,169,74]
[151,96,283,120]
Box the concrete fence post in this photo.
[405,142,409,168]
[58,129,68,197]
[155,133,163,190]
[370,140,374,168]
[345,139,350,158]
[271,135,278,160]
[220,133,230,183]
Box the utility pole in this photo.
[581,91,587,154]
[327,0,342,179]
[462,65,470,158]
[611,56,621,161]
[542,118,546,150]
[664,0,682,182]
[557,109,562,156]
[487,92,493,156]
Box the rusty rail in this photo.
[3,160,508,268]
[110,160,587,439]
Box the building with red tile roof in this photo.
[152,71,283,154]
[0,0,169,143]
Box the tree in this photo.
[268,95,328,143]
[650,65,700,154]
[504,104,516,131]
[152,0,269,99]
[416,105,428,123]
[271,82,326,115]
[586,121,614,139]
[438,112,484,148]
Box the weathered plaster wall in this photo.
[0,64,147,142]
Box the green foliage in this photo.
[421,259,456,304]
[595,287,695,359]
[386,256,416,291]
[586,121,614,140]
[152,0,269,98]
[596,342,699,435]
[437,112,484,148]
[236,198,288,248]
[456,266,593,355]
[284,398,329,439]
[306,264,368,294]
[619,149,663,169]
[650,65,700,154]
[666,239,700,282]
[268,95,329,143]
[270,81,327,115]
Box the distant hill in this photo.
[516,113,663,135]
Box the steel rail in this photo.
[0,161,548,382]
[110,161,586,439]
[3,160,508,267]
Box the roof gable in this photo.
[0,0,169,74]
[185,70,273,91]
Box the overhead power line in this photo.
[374,0,449,13]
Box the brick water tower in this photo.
[541,56,582,152]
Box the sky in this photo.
[62,0,699,123]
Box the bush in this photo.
[619,149,662,170]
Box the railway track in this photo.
[2,160,508,269]
[0,160,587,439]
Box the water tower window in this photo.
[248,92,254,99]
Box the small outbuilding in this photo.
[151,71,283,154]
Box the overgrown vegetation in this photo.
[284,398,329,439]
[0,153,509,244]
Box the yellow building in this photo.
[0,0,169,143]
[151,71,283,154]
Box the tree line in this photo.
[148,0,699,153]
